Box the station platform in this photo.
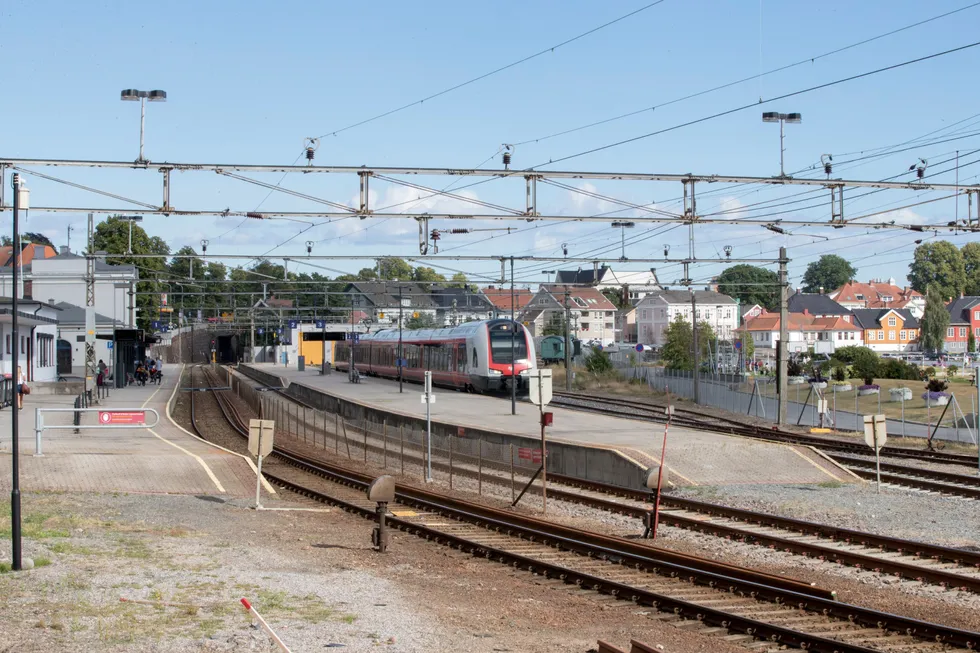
[242,364,853,487]
[0,368,257,497]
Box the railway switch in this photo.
[367,475,396,553]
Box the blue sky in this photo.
[3,0,979,289]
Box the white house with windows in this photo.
[0,298,61,383]
[634,290,738,347]
[553,265,663,303]
[520,285,619,345]
[741,312,864,354]
[0,248,138,327]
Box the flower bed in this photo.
[889,387,912,402]
[857,384,880,396]
[809,380,827,390]
[788,376,807,385]
[922,391,950,407]
[831,383,852,392]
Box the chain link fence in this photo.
[622,366,978,445]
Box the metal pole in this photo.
[510,257,516,415]
[902,396,906,438]
[478,438,483,495]
[777,247,789,425]
[10,172,22,571]
[425,370,432,481]
[564,290,572,391]
[398,286,403,393]
[127,218,134,254]
[539,373,547,514]
[691,289,699,404]
[400,425,405,475]
[510,444,515,502]
[651,411,671,539]
[874,430,882,495]
[349,292,354,383]
[320,317,326,375]
[139,96,146,163]
[779,117,785,177]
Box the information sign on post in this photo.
[863,414,887,494]
[528,369,553,406]
[98,411,146,425]
[248,419,275,508]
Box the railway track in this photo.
[230,371,980,594]
[551,391,980,498]
[189,366,980,652]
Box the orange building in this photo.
[849,308,920,352]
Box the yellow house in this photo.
[849,308,920,352]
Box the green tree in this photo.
[23,232,55,248]
[968,330,976,354]
[448,272,469,288]
[378,257,413,280]
[584,347,613,374]
[716,265,780,310]
[601,287,631,310]
[406,312,438,329]
[919,285,951,354]
[962,242,980,296]
[2,232,55,248]
[542,312,567,336]
[411,266,446,291]
[660,315,716,371]
[908,241,966,300]
[92,216,170,330]
[801,255,856,293]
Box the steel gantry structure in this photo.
[1,158,978,246]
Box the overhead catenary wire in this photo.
[315,1,667,139]
[511,3,980,148]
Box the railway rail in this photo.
[231,371,980,594]
[551,391,980,498]
[188,366,980,652]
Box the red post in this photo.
[652,385,671,540]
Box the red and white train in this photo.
[334,318,536,393]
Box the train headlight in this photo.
[488,369,502,376]
[518,368,530,376]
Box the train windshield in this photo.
[489,326,528,364]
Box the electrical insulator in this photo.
[306,240,314,255]
[303,137,320,167]
[501,144,514,170]
[200,239,209,255]
[663,244,670,259]
[561,243,568,257]
[450,228,470,234]
[917,167,925,180]
[724,245,732,259]
[821,154,833,177]
[430,230,441,241]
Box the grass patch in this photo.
[0,562,10,573]
[48,541,99,555]
[0,508,71,540]
[33,557,52,568]
[340,613,358,624]
[114,538,153,560]
[817,480,845,489]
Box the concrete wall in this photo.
[237,364,648,490]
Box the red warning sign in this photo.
[518,447,545,463]
[98,411,146,425]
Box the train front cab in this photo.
[473,319,534,394]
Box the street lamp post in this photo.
[762,112,802,177]
[120,89,167,163]
[611,221,636,261]
[118,215,143,254]
[10,172,29,571]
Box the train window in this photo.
[457,346,467,372]
[489,327,527,364]
[472,348,478,368]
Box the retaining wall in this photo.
[237,365,649,490]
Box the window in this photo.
[725,309,732,319]
[948,327,955,337]
[4,334,8,355]
[21,336,26,354]
[868,331,875,341]
[900,330,906,341]
[888,331,895,341]
[580,322,590,331]
[975,310,980,321]
[641,310,648,320]
[976,327,980,337]
[855,294,864,300]
[837,332,842,340]
[850,332,855,340]
[605,322,613,329]
[887,316,896,327]
[960,327,967,337]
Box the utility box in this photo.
[297,356,305,371]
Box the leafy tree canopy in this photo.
[919,285,951,354]
[716,265,779,310]
[908,241,966,300]
[448,272,469,288]
[23,232,55,248]
[962,242,980,296]
[801,255,856,293]
[406,312,438,329]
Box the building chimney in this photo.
[803,308,809,316]
[795,286,801,294]
[59,245,69,255]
